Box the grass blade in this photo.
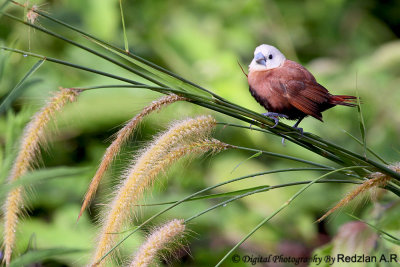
[118,0,129,52]
[0,166,89,199]
[137,186,272,206]
[0,0,11,12]
[347,214,400,243]
[356,86,367,157]
[343,130,388,165]
[10,248,86,267]
[0,59,44,115]
[137,179,361,207]
[214,166,365,266]
[1,12,167,87]
[230,151,262,173]
[21,5,217,98]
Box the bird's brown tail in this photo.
[329,95,358,107]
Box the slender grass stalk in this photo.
[118,0,129,52]
[135,180,361,207]
[343,130,388,164]
[347,214,400,243]
[0,59,44,115]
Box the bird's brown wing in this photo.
[271,60,331,121]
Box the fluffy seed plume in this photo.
[2,88,80,265]
[78,94,184,221]
[129,219,185,267]
[90,116,228,266]
[317,164,399,222]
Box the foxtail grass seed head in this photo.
[78,94,184,221]
[129,219,185,267]
[317,163,398,222]
[90,116,224,266]
[2,87,79,265]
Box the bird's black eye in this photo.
[268,54,273,60]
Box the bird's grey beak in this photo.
[254,52,266,66]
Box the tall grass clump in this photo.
[91,115,229,266]
[78,94,185,220]
[2,2,400,266]
[2,87,80,265]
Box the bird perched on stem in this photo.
[248,44,357,133]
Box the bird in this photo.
[248,44,357,133]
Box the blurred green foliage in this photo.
[1,0,400,266]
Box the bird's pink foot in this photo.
[262,112,288,128]
[292,118,304,136]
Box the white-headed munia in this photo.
[248,44,356,132]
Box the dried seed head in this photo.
[90,117,226,266]
[317,163,398,222]
[2,88,80,265]
[78,94,185,221]
[129,219,185,267]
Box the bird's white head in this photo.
[249,44,286,72]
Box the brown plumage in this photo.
[248,45,356,127]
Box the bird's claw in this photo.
[282,121,304,145]
[261,112,288,128]
[293,126,304,136]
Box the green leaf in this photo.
[0,59,44,115]
[119,0,129,52]
[231,151,262,173]
[343,130,388,164]
[0,166,90,199]
[0,0,11,12]
[137,185,271,206]
[381,235,400,246]
[356,86,367,158]
[10,248,86,267]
